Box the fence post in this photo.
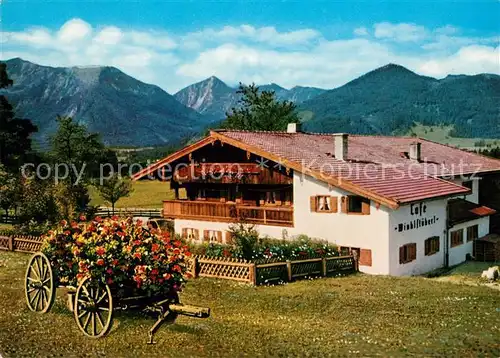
[249,263,257,285]
[352,251,359,272]
[322,258,327,277]
[191,257,198,279]
[8,236,13,251]
[286,260,292,282]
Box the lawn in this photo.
[1,251,499,357]
[408,124,499,150]
[89,180,175,209]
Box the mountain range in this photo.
[174,77,325,119]
[2,58,499,147]
[2,58,211,147]
[300,64,500,138]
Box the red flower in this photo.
[173,264,181,272]
[151,243,160,253]
[79,215,86,221]
[106,278,113,285]
[60,220,68,227]
[95,216,103,223]
[106,268,113,274]
[133,252,142,260]
[112,259,119,266]
[152,254,160,261]
[133,240,141,246]
[96,246,106,256]
[96,258,105,266]
[71,221,78,228]
[163,273,172,280]
[174,240,182,248]
[184,251,192,257]
[111,215,119,221]
[150,268,159,276]
[76,273,85,280]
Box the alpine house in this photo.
[133,124,500,276]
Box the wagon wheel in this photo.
[24,252,56,313]
[74,277,113,338]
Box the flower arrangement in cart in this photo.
[41,215,192,296]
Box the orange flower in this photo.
[163,273,172,280]
[96,246,106,256]
[96,258,105,266]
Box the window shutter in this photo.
[399,246,404,264]
[217,231,223,243]
[203,230,210,242]
[330,196,338,213]
[182,228,187,238]
[359,249,372,267]
[424,239,429,256]
[361,200,370,215]
[225,231,234,244]
[310,196,317,212]
[410,243,417,261]
[341,196,348,213]
[194,229,199,240]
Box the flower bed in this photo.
[188,225,339,264]
[41,216,191,296]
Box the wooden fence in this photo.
[0,234,44,253]
[0,234,357,285]
[190,255,357,285]
[95,207,163,218]
[0,214,19,224]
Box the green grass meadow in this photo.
[0,250,499,357]
[89,180,174,209]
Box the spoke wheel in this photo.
[25,252,55,313]
[74,277,113,338]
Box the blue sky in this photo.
[1,0,499,92]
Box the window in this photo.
[399,243,417,264]
[203,230,222,243]
[467,225,478,242]
[424,236,440,256]
[182,228,199,241]
[341,196,370,215]
[310,196,338,213]
[450,229,463,248]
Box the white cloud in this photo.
[353,27,369,36]
[374,22,427,42]
[419,45,500,77]
[1,18,499,93]
[184,25,321,47]
[94,26,123,45]
[57,18,92,43]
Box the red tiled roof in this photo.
[448,198,497,226]
[133,129,500,208]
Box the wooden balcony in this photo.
[163,200,293,227]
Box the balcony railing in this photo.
[163,200,293,227]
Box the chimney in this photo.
[334,133,349,161]
[409,142,421,162]
[287,123,302,133]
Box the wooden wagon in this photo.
[24,252,210,343]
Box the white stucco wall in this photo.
[292,173,391,275]
[388,200,447,276]
[448,217,490,266]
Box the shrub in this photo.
[188,225,339,262]
[41,216,192,296]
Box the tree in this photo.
[50,116,111,185]
[0,164,21,217]
[221,83,300,131]
[0,62,37,172]
[95,174,133,214]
